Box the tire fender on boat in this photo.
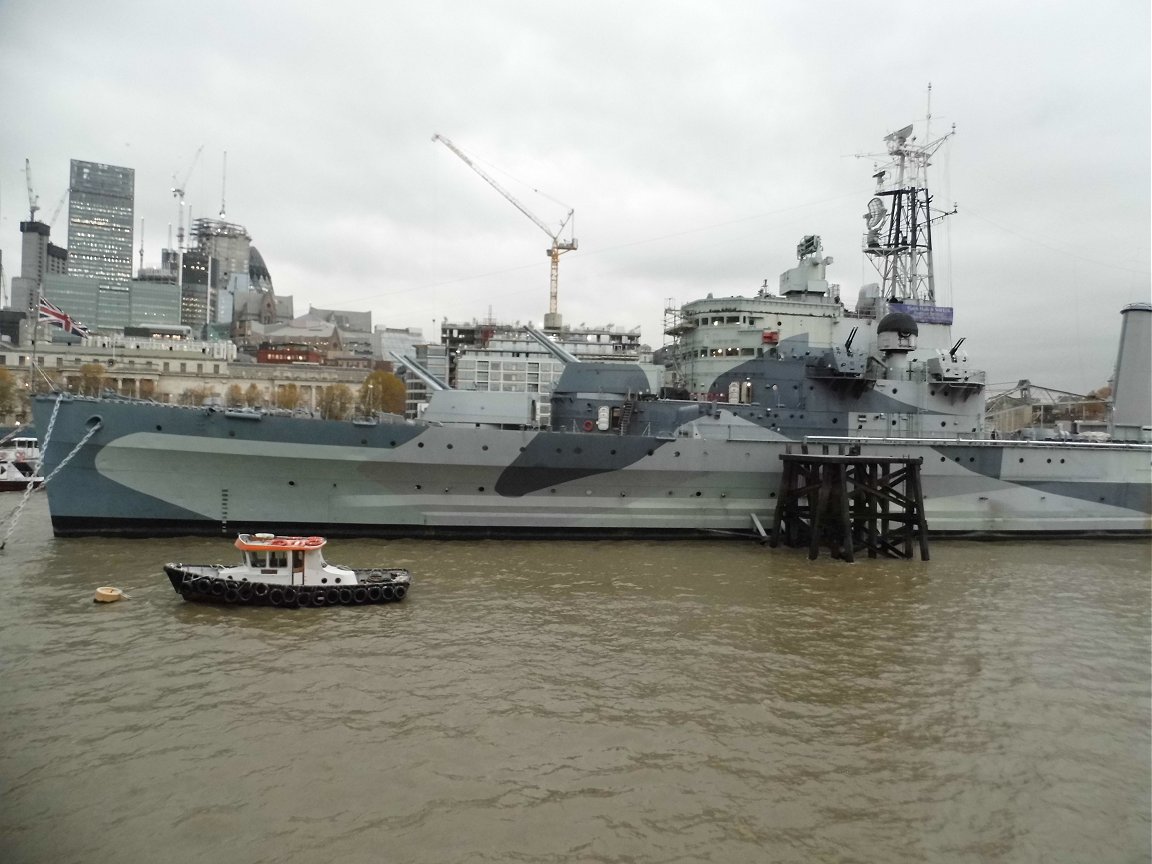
[393,584,407,601]
[252,582,269,598]
[352,587,368,604]
[367,585,382,602]
[269,587,285,606]
[282,587,298,605]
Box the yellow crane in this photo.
[433,133,577,329]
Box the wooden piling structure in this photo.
[768,446,929,561]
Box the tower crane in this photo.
[171,144,204,251]
[24,158,40,222]
[48,189,68,230]
[432,133,577,329]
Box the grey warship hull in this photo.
[31,394,1151,539]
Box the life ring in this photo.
[270,538,289,546]
[582,420,595,432]
[393,584,407,601]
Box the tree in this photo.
[226,384,245,407]
[180,385,218,406]
[0,368,17,420]
[276,383,302,410]
[244,383,262,407]
[318,383,354,420]
[359,369,406,415]
[77,363,106,396]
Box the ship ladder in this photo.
[618,400,635,435]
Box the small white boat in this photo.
[164,533,411,607]
[0,459,43,492]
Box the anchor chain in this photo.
[1,396,102,550]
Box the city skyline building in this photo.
[66,160,135,284]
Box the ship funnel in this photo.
[1109,303,1152,442]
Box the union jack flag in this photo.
[39,298,91,338]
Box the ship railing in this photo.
[805,435,1152,451]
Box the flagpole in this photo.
[29,274,40,398]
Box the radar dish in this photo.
[865,197,888,229]
[885,124,914,142]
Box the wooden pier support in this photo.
[768,447,929,561]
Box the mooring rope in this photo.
[1,396,102,550]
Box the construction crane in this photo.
[24,158,40,222]
[171,144,204,251]
[432,133,577,329]
[48,189,68,229]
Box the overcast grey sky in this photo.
[1,0,1148,394]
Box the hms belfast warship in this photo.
[32,125,1152,539]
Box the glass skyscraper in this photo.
[66,160,134,284]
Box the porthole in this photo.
[288,480,296,486]
[482,445,489,451]
[321,577,328,584]
[674,451,681,457]
[418,442,424,448]
[646,449,654,457]
[1018,458,1024,463]
[694,491,702,497]
[229,430,236,437]
[335,578,341,584]
[446,444,453,450]
[415,484,422,489]
[361,439,367,445]
[478,486,485,492]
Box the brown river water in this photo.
[1,493,1149,864]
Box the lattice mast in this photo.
[861,117,954,305]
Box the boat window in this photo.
[269,551,288,568]
[248,551,268,568]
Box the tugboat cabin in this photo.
[235,533,327,583]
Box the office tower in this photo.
[66,160,135,283]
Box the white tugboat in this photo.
[165,533,411,607]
